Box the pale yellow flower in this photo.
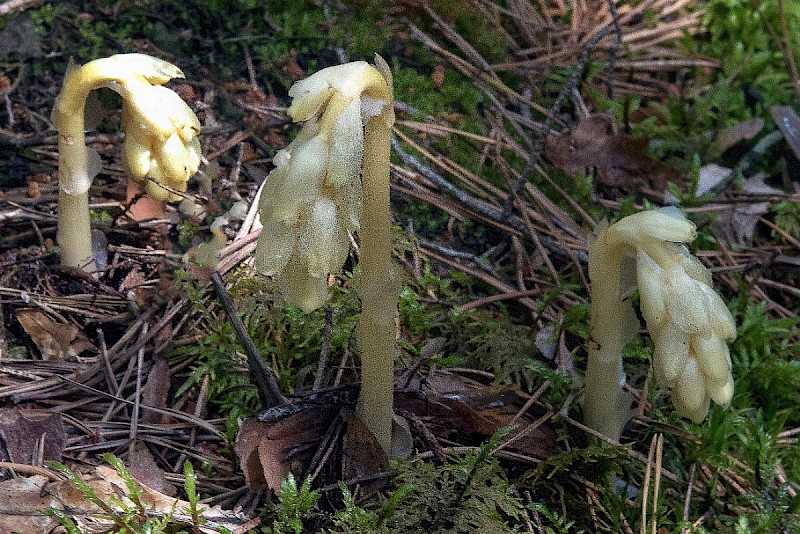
[53,53,202,269]
[255,61,392,312]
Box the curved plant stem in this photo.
[54,72,96,269]
[584,233,635,441]
[53,54,201,271]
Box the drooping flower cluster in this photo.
[636,246,736,422]
[609,208,736,423]
[54,54,202,201]
[114,57,202,202]
[255,61,392,312]
[52,53,203,270]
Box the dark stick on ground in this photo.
[501,25,613,219]
[605,0,623,100]
[211,270,287,409]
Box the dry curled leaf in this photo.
[141,358,172,425]
[0,475,59,534]
[16,309,80,361]
[715,117,764,152]
[396,373,558,460]
[546,114,683,192]
[26,180,39,199]
[279,49,305,81]
[713,173,782,245]
[340,409,389,487]
[235,407,338,493]
[128,442,175,496]
[236,398,389,495]
[47,463,251,532]
[0,408,64,465]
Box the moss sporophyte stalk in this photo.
[53,54,202,270]
[584,207,736,441]
[255,56,398,454]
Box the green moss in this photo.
[335,1,395,59]
[425,0,507,62]
[29,3,58,35]
[385,428,525,533]
[177,219,200,249]
[88,208,112,223]
[771,200,800,243]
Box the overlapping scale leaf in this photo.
[255,61,391,311]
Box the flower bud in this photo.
[707,375,734,406]
[121,84,201,202]
[672,358,708,421]
[693,333,731,385]
[662,266,711,336]
[637,250,667,326]
[593,207,737,429]
[652,322,689,387]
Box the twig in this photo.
[313,306,333,392]
[58,376,223,438]
[605,0,623,99]
[392,134,586,262]
[128,323,148,454]
[503,25,612,218]
[777,0,800,101]
[173,373,210,472]
[210,271,287,408]
[0,0,43,17]
[0,461,64,481]
[680,464,697,534]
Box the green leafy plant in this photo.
[326,480,413,533]
[46,455,218,533]
[269,474,321,534]
[771,200,800,243]
[528,502,585,534]
[380,426,525,533]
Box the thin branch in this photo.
[210,271,287,408]
[502,26,612,218]
[392,135,587,263]
[605,0,623,99]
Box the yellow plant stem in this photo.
[357,85,398,454]
[53,54,200,271]
[585,228,635,441]
[54,82,95,269]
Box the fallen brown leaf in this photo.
[545,113,684,192]
[128,442,175,496]
[431,64,445,87]
[713,173,782,245]
[340,409,389,489]
[47,464,251,532]
[15,309,80,361]
[0,475,59,534]
[715,117,764,152]
[396,377,558,460]
[235,406,339,493]
[0,408,65,466]
[126,176,166,221]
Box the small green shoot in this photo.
[270,474,321,534]
[46,454,224,533]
